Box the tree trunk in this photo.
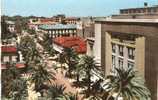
[68,68,72,78]
[61,63,63,74]
[76,73,79,83]
[87,71,91,97]
[106,89,115,100]
[106,93,112,100]
[115,83,122,100]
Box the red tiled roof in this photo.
[1,63,25,69]
[54,36,87,54]
[1,46,17,53]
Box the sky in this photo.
[1,0,158,17]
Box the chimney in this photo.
[144,2,148,7]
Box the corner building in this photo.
[92,19,158,100]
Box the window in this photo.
[112,43,116,53]
[63,30,65,33]
[112,55,116,67]
[12,56,17,62]
[119,45,124,56]
[3,56,9,62]
[112,55,116,74]
[148,9,152,13]
[128,47,135,60]
[56,30,58,33]
[119,58,123,68]
[70,30,72,33]
[74,30,77,33]
[128,61,134,69]
[152,8,157,13]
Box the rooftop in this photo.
[53,36,86,54]
[39,24,77,30]
[5,21,15,25]
[1,63,25,69]
[28,19,56,25]
[120,5,158,10]
[95,18,158,23]
[1,46,17,53]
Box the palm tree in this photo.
[80,55,100,97]
[106,67,151,100]
[10,78,28,100]
[47,84,66,99]
[29,47,42,61]
[62,48,79,77]
[30,62,56,96]
[74,62,82,84]
[2,62,27,99]
[18,35,37,70]
[41,33,55,56]
[56,53,66,74]
[73,58,86,86]
[88,95,103,100]
[2,63,18,97]
[55,93,78,100]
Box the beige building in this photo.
[6,21,16,33]
[64,17,80,24]
[87,18,158,100]
[86,5,158,99]
[112,4,158,19]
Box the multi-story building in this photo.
[1,45,25,69]
[79,17,106,38]
[87,19,158,100]
[64,17,80,24]
[39,24,77,38]
[112,3,158,19]
[51,14,66,23]
[28,18,56,31]
[87,4,158,100]
[5,21,16,33]
[53,36,86,54]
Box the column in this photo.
[105,32,112,76]
[115,44,119,68]
[18,51,24,62]
[123,46,128,69]
[94,23,101,66]
[135,36,145,76]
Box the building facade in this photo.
[51,14,66,23]
[1,45,25,69]
[28,18,56,31]
[87,19,158,100]
[5,21,16,33]
[53,36,86,54]
[39,24,77,38]
[112,4,158,19]
[64,17,80,24]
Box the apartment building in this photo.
[51,14,66,23]
[28,18,56,31]
[64,17,80,24]
[86,4,158,99]
[39,24,77,38]
[53,36,86,54]
[86,18,158,100]
[112,4,158,19]
[1,45,25,69]
[5,21,16,33]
